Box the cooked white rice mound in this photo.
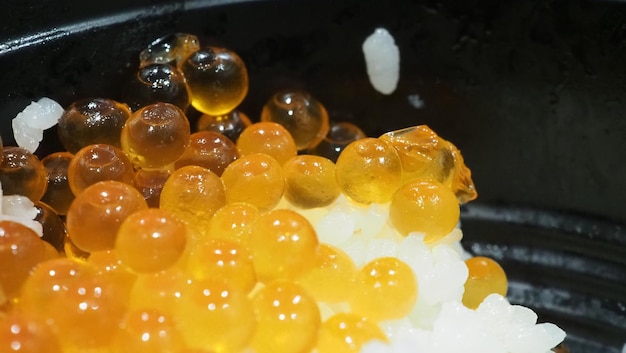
[12,97,64,153]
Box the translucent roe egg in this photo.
[177,279,255,353]
[0,312,62,353]
[206,202,260,247]
[0,146,47,202]
[250,209,319,282]
[68,144,135,196]
[316,313,387,353]
[462,256,508,309]
[308,121,367,162]
[335,138,403,204]
[350,257,418,322]
[186,238,256,293]
[175,131,239,176]
[160,165,226,239]
[283,155,341,209]
[41,151,74,215]
[196,110,251,142]
[112,308,185,353]
[251,280,320,353]
[297,243,357,303]
[123,63,191,111]
[116,208,188,274]
[128,268,191,316]
[380,125,477,204]
[237,122,298,165]
[260,90,330,150]
[0,221,46,300]
[139,33,200,67]
[221,153,285,212]
[180,46,249,116]
[57,98,131,154]
[87,250,137,302]
[389,179,459,242]
[66,180,148,252]
[121,102,190,169]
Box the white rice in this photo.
[12,97,64,153]
[363,28,400,95]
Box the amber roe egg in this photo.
[350,257,418,322]
[251,280,320,353]
[57,98,131,154]
[463,256,508,309]
[389,179,460,242]
[0,146,47,202]
[283,155,340,209]
[66,181,148,252]
[236,122,298,165]
[260,90,330,150]
[335,138,403,204]
[180,46,249,116]
[41,152,74,215]
[68,144,135,195]
[308,121,367,162]
[0,312,62,353]
[112,308,185,353]
[249,209,319,282]
[297,243,357,303]
[116,208,188,274]
[221,153,285,212]
[121,102,190,169]
[174,130,239,176]
[133,168,170,208]
[206,202,260,247]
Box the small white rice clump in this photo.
[282,194,566,353]
[0,181,43,236]
[12,97,64,153]
[363,28,400,95]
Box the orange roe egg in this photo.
[283,155,340,209]
[121,102,190,169]
[221,153,284,212]
[389,179,459,242]
[180,46,249,116]
[68,144,135,196]
[176,279,255,353]
[249,209,319,282]
[335,138,403,204]
[112,308,185,353]
[260,90,330,150]
[116,208,187,274]
[48,273,127,350]
[206,202,260,248]
[87,250,136,302]
[350,257,417,322]
[34,201,66,253]
[186,238,256,293]
[0,147,47,202]
[297,244,357,303]
[128,268,191,316]
[66,180,148,252]
[251,280,320,353]
[174,131,239,176]
[41,151,74,215]
[316,313,387,353]
[0,221,46,300]
[159,165,225,240]
[236,122,298,165]
[463,256,508,309]
[0,311,62,353]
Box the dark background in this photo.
[1,0,625,351]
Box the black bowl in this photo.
[1,1,625,351]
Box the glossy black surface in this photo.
[1,0,625,351]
